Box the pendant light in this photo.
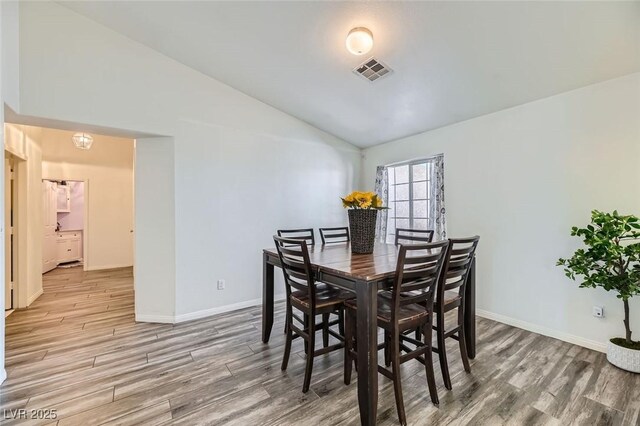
[72,133,94,150]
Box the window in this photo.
[385,160,432,244]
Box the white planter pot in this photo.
[607,340,640,373]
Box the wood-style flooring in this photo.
[1,267,638,425]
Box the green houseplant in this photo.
[557,210,640,372]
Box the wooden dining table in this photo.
[262,242,476,426]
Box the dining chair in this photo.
[319,227,350,245]
[277,228,315,246]
[276,228,316,334]
[344,240,450,425]
[433,236,480,390]
[395,228,434,245]
[274,235,350,393]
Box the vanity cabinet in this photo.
[57,231,82,263]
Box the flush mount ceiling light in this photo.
[346,27,373,56]
[72,132,94,150]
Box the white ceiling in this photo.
[58,1,640,147]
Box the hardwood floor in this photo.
[1,267,638,425]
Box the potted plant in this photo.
[341,191,387,254]
[557,210,640,373]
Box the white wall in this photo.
[134,137,176,321]
[40,127,134,270]
[0,0,6,385]
[362,73,640,351]
[1,0,18,112]
[17,1,360,322]
[4,123,43,308]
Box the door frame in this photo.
[4,154,15,311]
[4,149,26,309]
[42,177,89,272]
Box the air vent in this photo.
[353,58,393,82]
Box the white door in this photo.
[5,157,13,310]
[42,181,58,273]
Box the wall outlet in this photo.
[217,279,225,290]
[592,306,604,318]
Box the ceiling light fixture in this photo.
[346,27,373,56]
[72,132,94,150]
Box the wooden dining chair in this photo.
[433,236,480,390]
[277,228,315,246]
[344,240,450,425]
[319,227,350,245]
[274,235,350,393]
[395,228,434,245]
[276,229,316,333]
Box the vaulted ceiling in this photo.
[59,1,640,147]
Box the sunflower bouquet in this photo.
[341,191,387,210]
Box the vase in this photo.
[348,209,378,254]
[607,339,640,373]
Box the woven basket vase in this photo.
[348,209,378,254]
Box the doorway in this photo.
[43,180,86,274]
[3,123,135,313]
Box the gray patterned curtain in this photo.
[374,166,389,242]
[428,154,447,240]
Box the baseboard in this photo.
[0,368,6,384]
[135,313,176,324]
[27,288,44,306]
[174,294,286,323]
[476,309,607,353]
[136,294,286,324]
[85,264,133,272]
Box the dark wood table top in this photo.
[264,242,400,282]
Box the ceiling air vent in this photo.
[353,58,393,82]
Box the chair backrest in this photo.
[438,236,480,303]
[319,227,350,245]
[273,235,316,306]
[395,228,434,245]
[390,240,450,319]
[277,228,315,246]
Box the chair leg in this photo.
[303,314,309,355]
[322,313,330,348]
[302,316,315,393]
[280,306,293,371]
[344,308,354,385]
[390,331,407,426]
[422,322,439,406]
[436,313,452,390]
[283,301,290,335]
[338,309,345,337]
[458,309,471,373]
[384,331,391,367]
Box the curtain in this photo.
[428,154,447,240]
[374,165,389,242]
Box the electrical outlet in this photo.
[592,306,604,318]
[217,280,225,290]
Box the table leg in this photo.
[464,257,476,359]
[356,282,378,426]
[262,253,275,343]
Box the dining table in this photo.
[261,242,476,426]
